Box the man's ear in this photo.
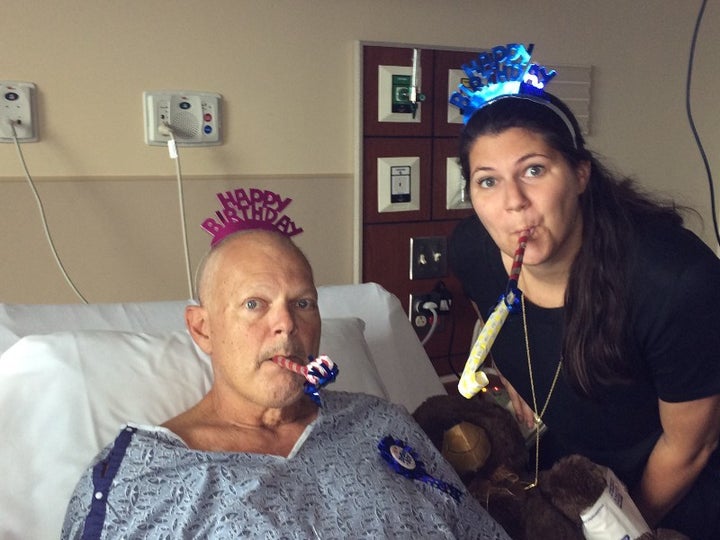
[186,304,212,355]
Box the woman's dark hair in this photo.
[458,94,684,396]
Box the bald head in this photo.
[195,230,314,306]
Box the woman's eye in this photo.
[477,176,496,189]
[245,299,259,310]
[525,165,545,177]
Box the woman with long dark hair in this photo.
[450,60,720,538]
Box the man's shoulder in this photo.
[322,391,412,424]
[324,390,398,411]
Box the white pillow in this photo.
[0,317,385,540]
[319,318,389,399]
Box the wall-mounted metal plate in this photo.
[446,68,466,125]
[377,156,420,213]
[378,65,422,123]
[445,157,471,210]
[410,236,447,280]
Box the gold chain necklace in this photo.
[521,294,563,489]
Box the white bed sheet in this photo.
[0,282,445,540]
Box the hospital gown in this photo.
[62,391,509,539]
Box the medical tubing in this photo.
[10,121,89,304]
[684,0,720,247]
[164,126,195,300]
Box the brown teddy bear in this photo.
[413,394,688,540]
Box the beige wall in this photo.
[2,0,718,303]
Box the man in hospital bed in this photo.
[61,229,509,539]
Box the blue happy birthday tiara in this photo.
[449,44,577,146]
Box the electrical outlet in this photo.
[409,293,435,330]
[0,81,37,142]
[409,282,453,331]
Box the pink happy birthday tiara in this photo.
[201,188,304,247]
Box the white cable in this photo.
[164,125,195,300]
[9,121,89,304]
[420,302,439,346]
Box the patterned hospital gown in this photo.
[62,391,510,539]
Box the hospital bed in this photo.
[0,282,446,539]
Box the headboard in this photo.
[0,282,446,540]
